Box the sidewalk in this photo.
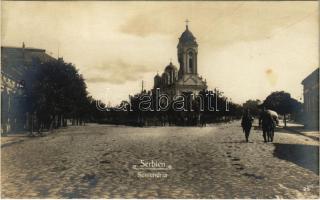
[1,131,50,148]
[252,120,319,141]
[1,133,30,148]
[282,122,319,141]
[1,126,80,148]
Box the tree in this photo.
[263,91,300,127]
[28,59,90,133]
[290,98,303,123]
[242,99,261,116]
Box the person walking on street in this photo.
[241,109,254,142]
[259,107,276,142]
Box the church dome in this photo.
[154,73,161,79]
[165,62,177,72]
[179,25,197,44]
[154,73,161,88]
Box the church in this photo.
[153,22,208,98]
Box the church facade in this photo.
[153,24,207,98]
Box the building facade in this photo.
[153,24,207,98]
[1,44,55,134]
[301,67,319,129]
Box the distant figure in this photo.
[200,114,206,127]
[259,108,276,142]
[161,115,166,126]
[241,109,254,142]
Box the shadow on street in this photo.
[273,143,319,175]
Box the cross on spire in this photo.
[185,19,190,29]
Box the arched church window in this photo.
[188,52,193,73]
[171,71,174,83]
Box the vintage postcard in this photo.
[1,1,319,199]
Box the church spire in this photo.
[185,19,189,30]
[178,20,198,75]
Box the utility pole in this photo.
[141,80,144,93]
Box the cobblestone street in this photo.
[1,121,319,198]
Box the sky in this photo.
[2,1,318,105]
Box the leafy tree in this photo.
[263,91,301,127]
[242,99,261,116]
[28,59,90,133]
[290,98,303,123]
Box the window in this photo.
[188,52,193,73]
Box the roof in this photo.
[301,68,319,85]
[165,62,177,71]
[154,73,161,79]
[179,25,197,45]
[1,46,55,81]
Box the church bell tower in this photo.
[177,20,198,76]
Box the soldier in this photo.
[241,109,254,142]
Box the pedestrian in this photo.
[241,109,254,142]
[259,108,276,142]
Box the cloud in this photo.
[119,2,317,49]
[85,59,154,84]
[119,14,162,37]
[2,1,317,104]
